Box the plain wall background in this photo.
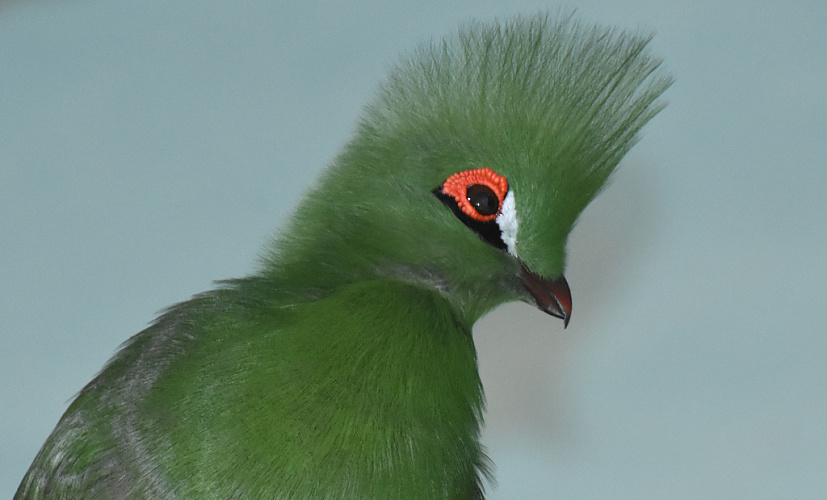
[2,1,825,497]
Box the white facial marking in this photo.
[496,190,519,257]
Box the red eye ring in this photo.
[441,167,509,222]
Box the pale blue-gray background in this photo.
[2,0,825,498]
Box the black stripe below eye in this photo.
[433,188,507,251]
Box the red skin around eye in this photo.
[441,167,509,222]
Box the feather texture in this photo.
[17,13,670,499]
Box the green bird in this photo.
[17,14,670,499]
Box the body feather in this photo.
[18,13,670,499]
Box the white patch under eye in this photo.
[496,190,519,257]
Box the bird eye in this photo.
[433,167,511,251]
[466,184,499,216]
[436,167,509,222]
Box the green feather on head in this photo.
[17,12,671,499]
[268,12,671,321]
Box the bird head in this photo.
[267,14,671,327]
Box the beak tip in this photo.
[549,305,571,329]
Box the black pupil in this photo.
[466,184,499,216]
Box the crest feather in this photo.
[361,13,672,221]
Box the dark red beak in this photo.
[519,263,572,327]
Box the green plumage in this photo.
[17,13,670,499]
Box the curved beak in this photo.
[519,263,572,327]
